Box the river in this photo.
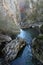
[0,28,42,65]
[10,28,40,65]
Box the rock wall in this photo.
[0,0,43,29]
[0,0,20,34]
[18,0,43,28]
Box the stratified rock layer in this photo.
[0,34,12,43]
[2,38,26,62]
[0,0,20,35]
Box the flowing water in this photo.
[0,28,42,65]
[10,28,40,65]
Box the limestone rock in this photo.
[0,34,12,43]
[32,34,43,63]
[0,0,20,35]
[18,0,43,28]
[0,34,12,58]
[2,38,26,62]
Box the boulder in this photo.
[0,34,12,43]
[32,34,43,63]
[2,38,26,62]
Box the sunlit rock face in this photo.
[0,0,20,35]
[0,0,43,29]
[2,38,26,62]
[18,0,43,28]
[32,34,43,63]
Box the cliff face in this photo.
[0,0,20,35]
[32,34,43,63]
[0,0,43,30]
[18,0,43,28]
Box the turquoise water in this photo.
[10,28,39,65]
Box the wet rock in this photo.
[2,38,26,62]
[32,34,43,63]
[32,56,43,65]
[0,34,12,43]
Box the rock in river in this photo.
[2,38,26,62]
[32,34,43,63]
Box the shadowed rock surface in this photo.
[32,34,43,63]
[40,25,43,34]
